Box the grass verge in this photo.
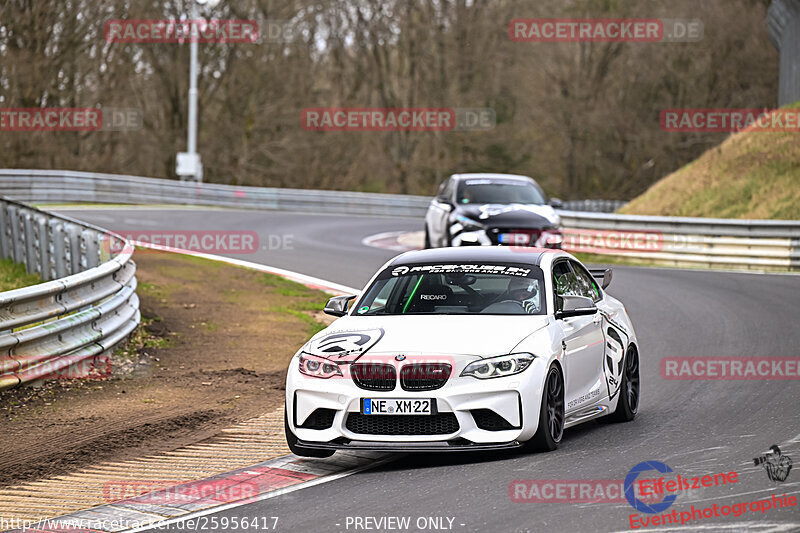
[0,258,42,292]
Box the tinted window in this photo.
[457,180,545,205]
[355,263,546,316]
[552,260,574,311]
[569,260,601,302]
[436,179,453,201]
[439,179,455,201]
[436,180,448,199]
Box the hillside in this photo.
[619,106,800,220]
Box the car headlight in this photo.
[461,353,535,379]
[454,214,484,230]
[298,353,342,379]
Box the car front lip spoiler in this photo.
[296,439,523,453]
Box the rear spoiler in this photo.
[588,268,613,289]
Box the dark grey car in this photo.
[424,173,564,248]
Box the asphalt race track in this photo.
[55,207,800,533]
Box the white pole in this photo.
[187,1,200,180]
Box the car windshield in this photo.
[354,263,546,316]
[457,180,545,205]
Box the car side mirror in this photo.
[589,268,613,289]
[549,198,564,209]
[555,295,597,319]
[324,295,356,317]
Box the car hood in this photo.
[457,203,560,228]
[301,314,550,362]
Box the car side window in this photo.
[443,179,455,202]
[438,179,453,202]
[569,260,602,302]
[436,180,448,200]
[555,262,584,294]
[552,260,573,311]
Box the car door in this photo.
[569,260,625,399]
[429,178,454,246]
[553,260,606,412]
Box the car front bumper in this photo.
[450,226,563,248]
[285,355,547,450]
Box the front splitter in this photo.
[297,438,523,453]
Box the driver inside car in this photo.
[504,277,540,314]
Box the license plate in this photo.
[362,398,432,415]
[498,233,530,244]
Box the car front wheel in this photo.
[525,364,564,452]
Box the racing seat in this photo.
[404,276,454,313]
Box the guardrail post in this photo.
[8,205,24,265]
[98,231,112,263]
[51,219,68,279]
[66,223,81,275]
[36,215,52,281]
[0,203,9,260]
[83,228,99,269]
[23,211,37,274]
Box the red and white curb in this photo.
[361,231,423,252]
[4,452,390,533]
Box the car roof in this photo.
[451,173,535,182]
[389,246,562,268]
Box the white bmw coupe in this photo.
[285,247,640,456]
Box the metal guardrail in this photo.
[0,197,140,391]
[0,169,433,217]
[558,211,800,271]
[0,169,624,216]
[0,169,797,272]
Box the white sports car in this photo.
[285,247,640,456]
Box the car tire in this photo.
[284,409,335,458]
[605,346,639,423]
[424,226,432,249]
[525,364,564,452]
